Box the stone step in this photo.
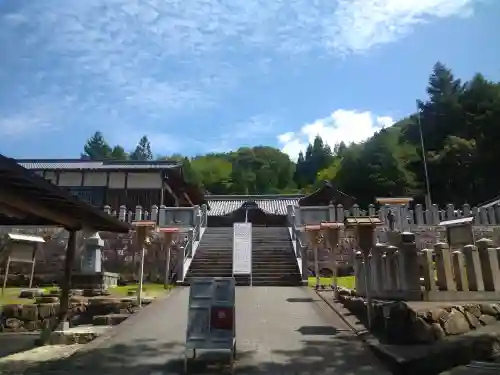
[190,261,233,267]
[192,256,233,262]
[187,271,233,277]
[201,236,233,243]
[251,251,295,255]
[252,259,297,264]
[198,244,232,247]
[251,280,302,286]
[251,262,298,268]
[195,247,233,251]
[195,249,233,253]
[251,270,301,275]
[251,276,302,283]
[253,256,296,262]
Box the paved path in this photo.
[24,287,390,375]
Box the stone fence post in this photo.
[477,238,500,291]
[434,242,456,291]
[462,244,484,291]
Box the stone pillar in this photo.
[295,207,302,227]
[150,205,159,223]
[479,209,488,226]
[398,233,421,294]
[194,208,201,241]
[431,204,439,225]
[434,242,456,291]
[420,248,437,291]
[300,244,308,281]
[462,245,484,291]
[424,208,432,226]
[371,243,386,297]
[81,232,104,274]
[446,204,455,220]
[328,205,336,221]
[495,205,500,225]
[380,252,388,292]
[488,206,496,225]
[463,203,471,217]
[336,205,344,222]
[135,205,143,221]
[385,245,399,294]
[158,205,167,226]
[354,251,365,295]
[452,250,468,291]
[415,204,424,226]
[118,205,127,221]
[186,229,194,258]
[476,238,500,291]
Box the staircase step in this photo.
[189,262,233,267]
[185,226,301,286]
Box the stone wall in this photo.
[0,290,152,333]
[339,292,500,345]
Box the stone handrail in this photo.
[102,204,206,282]
[292,203,500,230]
[287,205,308,281]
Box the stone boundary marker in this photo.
[315,291,500,375]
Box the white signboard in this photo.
[9,242,35,262]
[233,223,252,274]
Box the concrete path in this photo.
[23,287,390,375]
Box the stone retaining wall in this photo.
[338,293,500,345]
[0,294,150,333]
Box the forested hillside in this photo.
[81,62,500,207]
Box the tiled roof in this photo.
[17,159,180,171]
[206,195,302,216]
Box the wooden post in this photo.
[136,227,147,308]
[158,227,180,289]
[29,242,39,289]
[29,259,36,289]
[132,221,157,308]
[320,222,344,299]
[163,232,173,289]
[2,257,11,297]
[58,229,77,330]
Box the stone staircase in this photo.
[183,227,234,284]
[251,227,302,286]
[184,226,302,286]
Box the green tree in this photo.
[130,136,153,161]
[110,145,128,160]
[81,131,112,160]
[191,155,233,194]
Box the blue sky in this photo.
[0,0,499,161]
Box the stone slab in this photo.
[49,325,112,345]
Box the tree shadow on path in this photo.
[13,333,389,375]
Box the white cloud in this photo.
[330,0,477,54]
[278,109,395,160]
[0,0,480,138]
[0,102,62,137]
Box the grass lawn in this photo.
[0,288,33,306]
[0,283,171,306]
[307,276,355,289]
[112,283,172,298]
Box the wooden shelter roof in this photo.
[0,154,131,232]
